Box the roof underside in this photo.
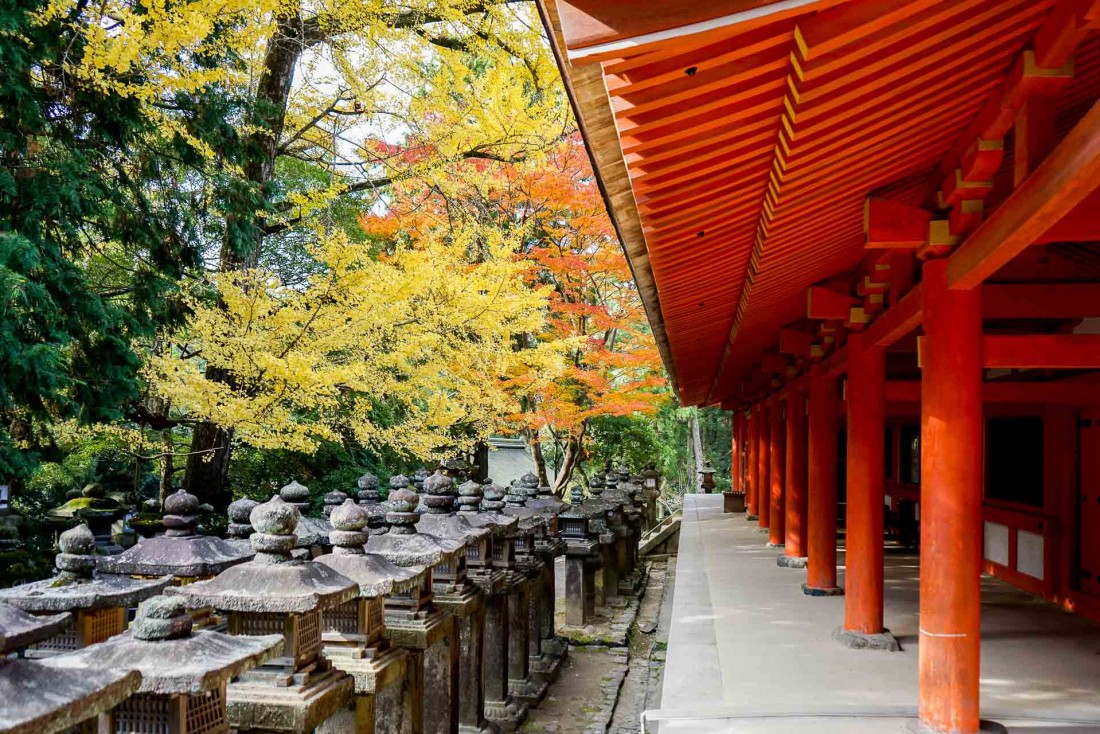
[542,0,1100,406]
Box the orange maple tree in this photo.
[361,133,666,490]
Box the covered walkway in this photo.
[651,495,1100,733]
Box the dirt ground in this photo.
[520,557,674,734]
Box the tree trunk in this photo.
[158,429,173,505]
[553,422,587,495]
[184,422,235,509]
[184,9,304,507]
[529,432,550,487]
[690,408,705,492]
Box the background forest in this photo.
[0,0,731,582]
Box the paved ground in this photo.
[653,494,1100,734]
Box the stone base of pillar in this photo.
[746,514,759,521]
[459,720,503,734]
[528,648,564,684]
[228,663,354,733]
[765,542,783,549]
[755,527,769,533]
[906,719,1008,734]
[483,696,528,732]
[777,555,807,568]
[316,696,372,734]
[832,626,901,652]
[802,583,844,597]
[507,675,548,707]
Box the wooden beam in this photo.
[819,344,848,379]
[863,283,923,349]
[947,96,1100,290]
[1032,0,1100,69]
[983,335,1100,369]
[780,328,814,358]
[864,198,932,249]
[983,283,1100,319]
[808,286,858,320]
[887,379,1100,404]
[761,352,789,374]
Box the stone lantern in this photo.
[400,469,495,734]
[500,483,549,707]
[323,490,349,518]
[463,480,527,731]
[584,475,622,609]
[365,484,465,734]
[699,461,717,494]
[225,498,260,553]
[0,524,169,656]
[0,602,141,733]
[49,595,283,734]
[521,479,568,683]
[45,484,127,554]
[356,472,391,535]
[280,480,332,557]
[167,496,357,733]
[639,464,661,529]
[315,500,421,734]
[602,468,645,596]
[559,485,603,626]
[99,489,254,628]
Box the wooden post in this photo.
[748,405,759,518]
[784,383,808,561]
[769,392,786,547]
[805,371,841,594]
[758,401,771,531]
[919,258,983,732]
[731,411,741,493]
[841,333,893,646]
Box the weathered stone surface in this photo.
[315,553,418,598]
[832,625,901,652]
[167,558,358,614]
[0,526,170,612]
[0,604,70,654]
[98,534,253,578]
[0,658,139,734]
[48,596,283,694]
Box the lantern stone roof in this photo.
[415,470,490,545]
[167,496,357,614]
[365,488,460,567]
[0,604,70,655]
[98,489,252,578]
[314,499,425,598]
[457,481,517,535]
[0,657,139,734]
[47,596,283,696]
[0,525,169,612]
[44,484,123,527]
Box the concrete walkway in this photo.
[650,494,1100,733]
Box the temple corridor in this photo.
[652,495,1100,733]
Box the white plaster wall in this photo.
[1017,530,1045,579]
[984,521,1010,567]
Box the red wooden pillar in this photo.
[805,370,841,594]
[731,410,741,493]
[747,405,759,517]
[919,258,983,732]
[784,383,808,561]
[769,392,786,546]
[758,401,771,530]
[842,333,891,642]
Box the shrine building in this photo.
[539,1,1100,732]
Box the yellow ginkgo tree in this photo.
[147,226,563,460]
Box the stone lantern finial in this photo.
[357,471,380,503]
[618,464,632,481]
[329,499,370,555]
[386,488,421,535]
[162,488,200,538]
[323,490,348,517]
[249,496,299,563]
[505,480,528,508]
[132,595,193,641]
[481,483,506,514]
[590,474,606,497]
[227,498,259,540]
[423,470,456,514]
[56,523,97,580]
[411,468,430,493]
[278,480,311,514]
[519,472,540,501]
[569,484,586,504]
[456,480,483,513]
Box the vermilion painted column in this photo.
[731,411,741,493]
[783,383,808,563]
[842,333,891,643]
[919,258,982,733]
[768,392,786,547]
[747,405,759,518]
[758,401,771,531]
[804,370,841,594]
